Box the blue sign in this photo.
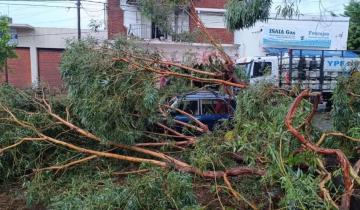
[263,38,331,48]
[263,26,332,49]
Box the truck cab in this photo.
[237,56,279,84]
[237,49,360,102]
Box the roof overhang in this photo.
[10,24,34,31]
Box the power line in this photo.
[0,0,76,2]
[17,31,106,37]
[0,0,106,4]
[0,2,76,8]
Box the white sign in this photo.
[263,25,332,48]
[324,57,360,71]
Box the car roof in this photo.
[178,90,232,100]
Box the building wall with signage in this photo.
[235,15,350,57]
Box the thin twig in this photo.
[112,169,150,176]
[34,155,98,173]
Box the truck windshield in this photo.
[253,62,272,78]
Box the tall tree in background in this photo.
[345,0,360,50]
[226,0,301,30]
[0,16,15,70]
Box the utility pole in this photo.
[77,0,81,40]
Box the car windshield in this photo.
[177,100,199,115]
[202,99,229,115]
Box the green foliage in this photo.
[332,78,353,133]
[230,85,306,165]
[268,146,330,209]
[228,84,331,209]
[0,85,84,183]
[345,0,360,50]
[190,129,235,171]
[278,167,330,209]
[226,0,303,30]
[61,38,161,144]
[0,16,16,69]
[275,0,301,19]
[123,168,198,210]
[332,73,360,132]
[226,0,272,30]
[25,167,198,210]
[331,74,360,157]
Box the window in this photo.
[198,12,226,29]
[252,62,272,78]
[201,99,229,115]
[178,100,199,115]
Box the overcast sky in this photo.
[0,0,351,29]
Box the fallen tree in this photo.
[2,0,360,205]
[0,37,360,209]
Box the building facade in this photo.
[106,0,239,64]
[1,1,352,89]
[0,25,106,88]
[107,0,233,44]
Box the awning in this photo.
[264,48,359,58]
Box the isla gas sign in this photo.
[263,26,331,48]
[269,28,296,36]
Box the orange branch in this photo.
[285,90,353,210]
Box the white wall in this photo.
[16,27,107,49]
[235,16,350,57]
[138,40,239,64]
[120,0,146,37]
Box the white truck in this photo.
[237,49,360,108]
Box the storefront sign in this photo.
[262,25,332,48]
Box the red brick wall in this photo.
[193,0,229,8]
[38,49,64,88]
[107,0,127,39]
[189,1,234,44]
[1,48,32,88]
[203,28,234,44]
[0,68,5,84]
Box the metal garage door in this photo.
[3,48,32,88]
[38,48,64,88]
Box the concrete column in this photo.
[29,46,39,87]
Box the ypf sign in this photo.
[324,57,360,71]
